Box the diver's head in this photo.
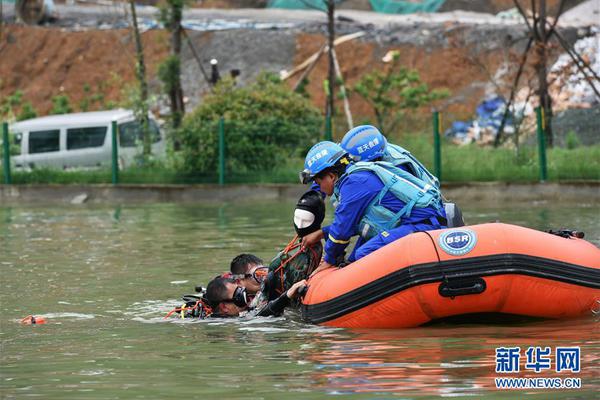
[293,190,325,237]
[229,253,266,294]
[205,276,250,317]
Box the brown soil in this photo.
[292,32,514,133]
[0,25,169,115]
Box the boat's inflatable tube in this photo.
[301,223,600,328]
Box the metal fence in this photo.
[0,111,561,185]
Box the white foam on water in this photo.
[41,312,96,320]
[239,327,289,333]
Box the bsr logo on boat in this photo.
[439,229,478,256]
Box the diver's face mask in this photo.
[294,190,326,237]
[231,266,268,285]
[224,286,248,308]
[299,169,313,185]
[294,209,315,231]
[250,266,269,284]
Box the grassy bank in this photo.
[2,139,599,184]
[402,135,600,182]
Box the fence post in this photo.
[218,117,225,185]
[2,122,12,185]
[432,111,441,181]
[325,113,332,142]
[111,120,119,185]
[535,107,548,182]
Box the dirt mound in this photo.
[0,25,168,115]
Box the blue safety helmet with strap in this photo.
[300,141,347,185]
[340,125,387,162]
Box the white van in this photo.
[11,109,165,170]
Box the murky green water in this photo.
[1,200,599,399]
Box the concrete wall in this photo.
[1,182,598,205]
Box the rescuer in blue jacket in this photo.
[299,141,447,276]
[334,125,465,227]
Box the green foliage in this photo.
[565,130,581,150]
[158,0,187,30]
[352,52,448,134]
[50,94,73,115]
[1,90,23,120]
[17,102,37,121]
[179,73,323,174]
[295,78,310,99]
[394,133,600,182]
[158,55,181,94]
[79,83,106,112]
[0,89,38,122]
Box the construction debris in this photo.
[548,27,600,110]
[445,96,515,146]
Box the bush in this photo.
[50,95,73,115]
[565,131,581,150]
[351,51,448,134]
[179,74,322,174]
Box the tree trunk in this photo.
[129,0,151,158]
[536,0,553,147]
[326,0,335,134]
[170,1,185,130]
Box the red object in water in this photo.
[20,315,47,325]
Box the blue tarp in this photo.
[369,0,445,14]
[445,96,514,143]
[268,0,445,13]
[268,0,342,11]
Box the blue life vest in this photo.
[333,161,443,241]
[384,143,440,189]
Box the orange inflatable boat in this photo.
[301,223,600,328]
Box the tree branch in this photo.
[495,37,533,147]
[182,28,212,89]
[552,28,600,99]
[546,0,566,38]
[513,0,532,31]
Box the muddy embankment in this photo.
[2,3,593,133]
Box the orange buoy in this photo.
[301,223,600,329]
[20,315,47,325]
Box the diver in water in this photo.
[204,276,308,318]
[223,189,324,302]
[166,190,325,319]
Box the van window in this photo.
[67,126,107,150]
[118,120,161,147]
[29,129,60,154]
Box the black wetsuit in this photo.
[254,292,292,317]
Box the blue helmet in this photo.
[340,125,387,162]
[299,141,346,184]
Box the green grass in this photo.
[396,134,600,182]
[1,139,598,185]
